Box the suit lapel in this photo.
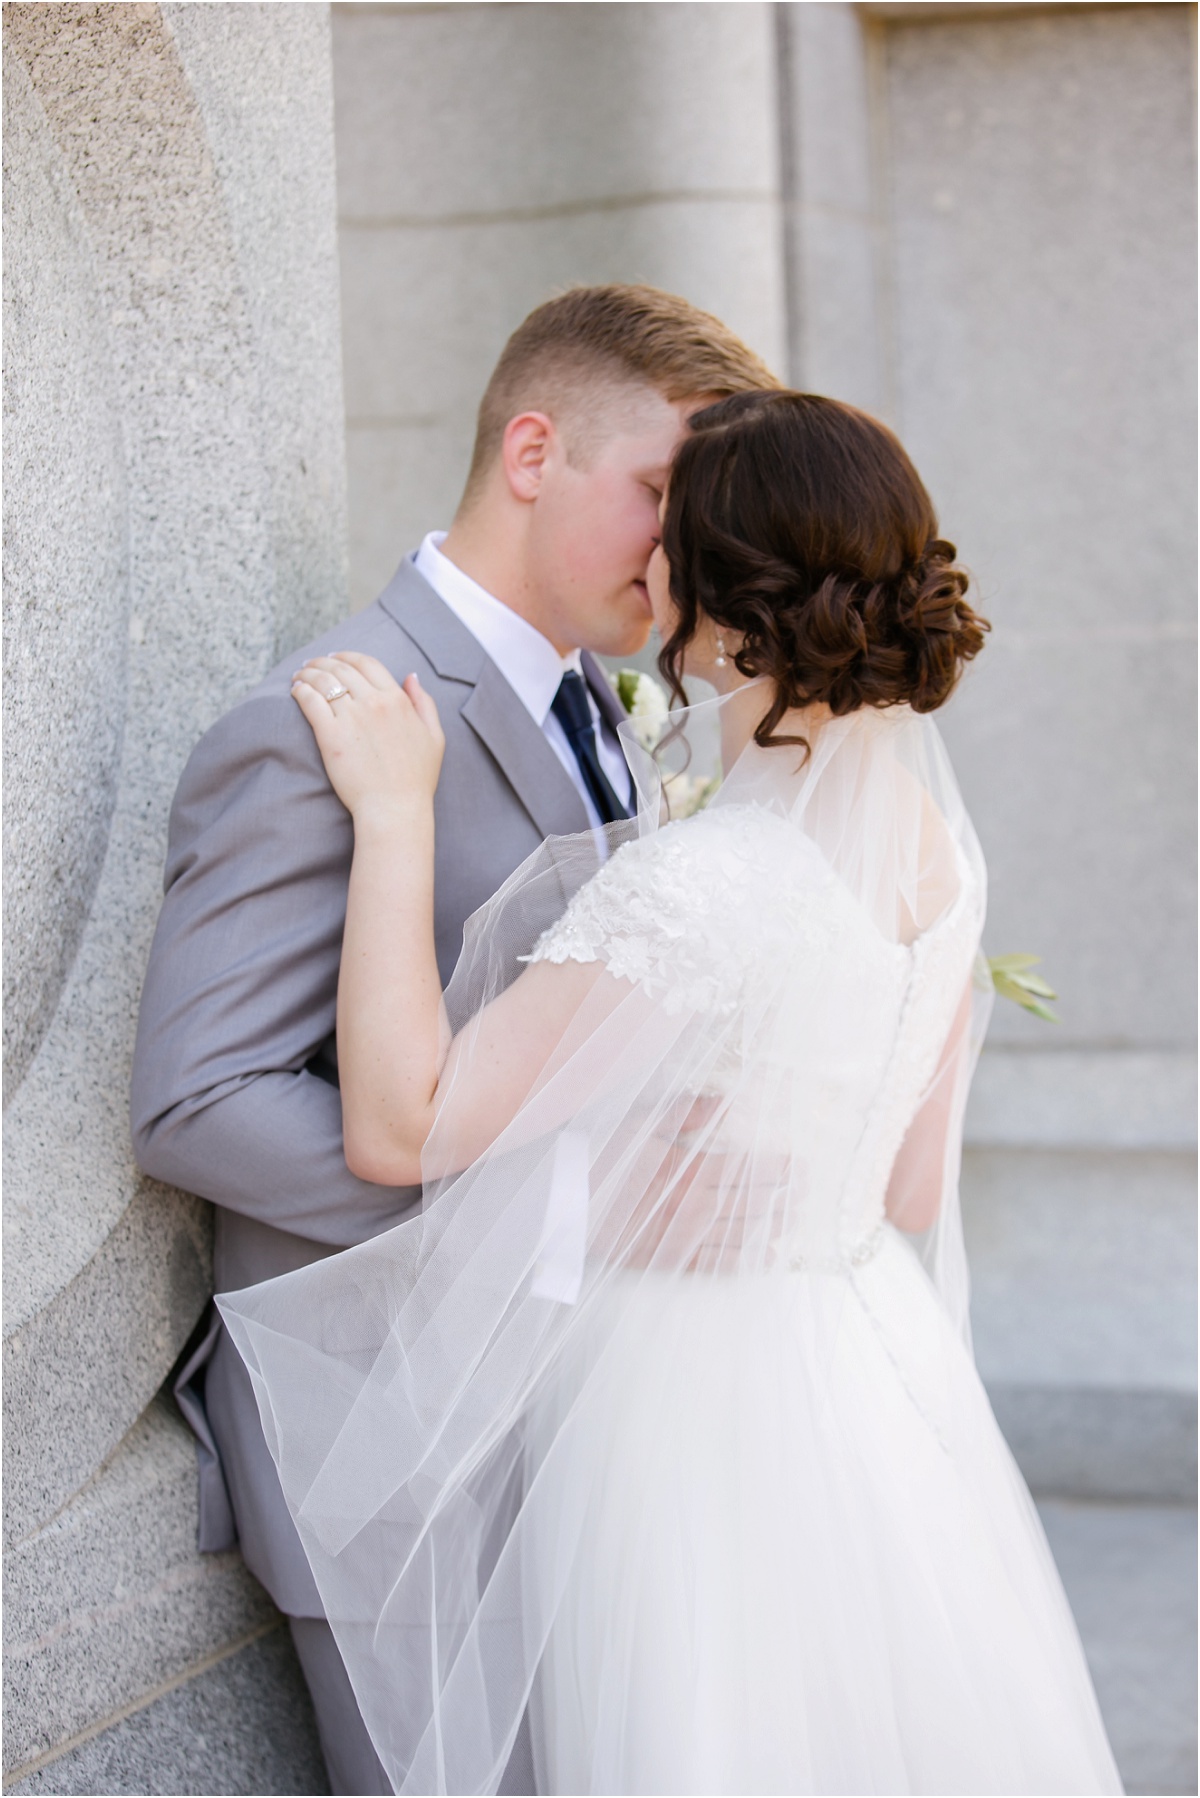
[461,661,591,839]
[377,559,487,684]
[379,556,616,838]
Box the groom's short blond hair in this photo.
[462,285,780,503]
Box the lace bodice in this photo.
[528,805,898,1016]
[527,802,981,1260]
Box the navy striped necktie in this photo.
[551,670,630,825]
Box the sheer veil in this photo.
[218,683,991,1796]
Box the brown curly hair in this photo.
[659,391,989,748]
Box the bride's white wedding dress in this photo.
[220,691,1122,1796]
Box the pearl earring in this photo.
[714,634,728,668]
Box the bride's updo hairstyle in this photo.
[659,390,988,747]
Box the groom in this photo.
[131,284,777,1794]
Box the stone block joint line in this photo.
[1,1621,282,1792]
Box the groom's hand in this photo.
[291,651,445,820]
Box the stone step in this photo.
[1039,1500,1198,1798]
[990,1381,1197,1504]
[6,1626,327,1798]
[11,1501,1195,1798]
[962,1146,1196,1398]
[962,1143,1197,1505]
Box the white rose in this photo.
[614,669,670,749]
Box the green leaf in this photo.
[1011,974,1057,998]
[987,953,1060,1023]
[986,952,1042,974]
[615,669,641,713]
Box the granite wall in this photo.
[2,4,346,1786]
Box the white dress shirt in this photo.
[413,532,633,831]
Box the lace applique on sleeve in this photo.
[523,808,852,1017]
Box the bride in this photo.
[219,391,1122,1796]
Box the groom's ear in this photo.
[501,411,557,503]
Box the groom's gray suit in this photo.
[131,555,626,1792]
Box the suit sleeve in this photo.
[131,689,418,1246]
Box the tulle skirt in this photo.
[523,1226,1122,1796]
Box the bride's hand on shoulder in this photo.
[291,651,445,823]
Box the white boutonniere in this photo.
[611,669,719,819]
[613,668,670,749]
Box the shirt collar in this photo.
[413,532,580,726]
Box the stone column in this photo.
[776,0,890,410]
[3,5,347,1784]
[331,0,789,607]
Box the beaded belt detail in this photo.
[787,1221,886,1276]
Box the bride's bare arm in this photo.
[885,977,972,1233]
[291,652,452,1181]
[423,956,612,1175]
[292,652,606,1184]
